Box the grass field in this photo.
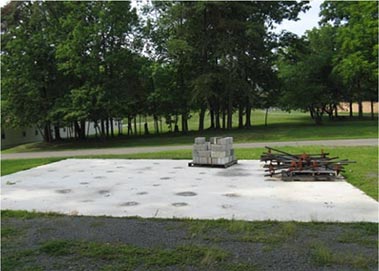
[2,146,377,200]
[2,110,378,153]
[1,211,378,271]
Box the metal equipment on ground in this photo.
[260,146,355,181]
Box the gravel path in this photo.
[2,138,377,160]
[2,215,378,271]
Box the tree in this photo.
[320,1,378,119]
[148,1,309,131]
[1,2,69,142]
[56,2,141,138]
[278,26,341,124]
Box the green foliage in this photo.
[320,1,378,116]
[278,25,342,123]
[1,0,376,143]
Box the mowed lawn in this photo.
[2,110,378,153]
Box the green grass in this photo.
[1,211,377,270]
[310,241,376,268]
[2,110,377,153]
[1,210,63,219]
[1,158,62,176]
[1,227,22,238]
[38,240,229,269]
[2,146,377,200]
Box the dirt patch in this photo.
[223,193,240,198]
[94,176,105,179]
[175,191,197,197]
[55,189,72,194]
[172,202,188,207]
[136,192,148,195]
[120,201,139,207]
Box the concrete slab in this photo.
[1,159,378,222]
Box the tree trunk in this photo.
[313,108,323,125]
[215,109,221,129]
[245,102,251,128]
[181,113,188,134]
[144,116,149,135]
[198,106,206,131]
[133,117,137,135]
[264,108,269,127]
[139,114,142,135]
[154,115,159,134]
[100,120,104,137]
[309,107,314,120]
[43,123,53,142]
[215,101,221,129]
[80,120,86,139]
[358,101,363,119]
[227,95,232,129]
[74,121,80,139]
[370,100,374,120]
[128,117,132,136]
[110,118,114,137]
[238,105,244,129]
[174,115,179,132]
[210,108,215,129]
[349,101,353,118]
[106,118,109,137]
[54,125,61,141]
[118,120,123,135]
[222,109,226,129]
[327,105,333,120]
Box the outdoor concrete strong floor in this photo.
[1,159,378,222]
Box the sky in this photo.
[0,0,322,36]
[274,0,322,36]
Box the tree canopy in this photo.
[1,1,377,141]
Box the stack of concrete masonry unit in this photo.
[192,137,236,165]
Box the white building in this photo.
[1,120,122,149]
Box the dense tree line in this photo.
[278,1,378,123]
[1,1,377,142]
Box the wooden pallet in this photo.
[281,170,337,181]
[188,160,238,168]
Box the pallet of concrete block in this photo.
[189,137,237,168]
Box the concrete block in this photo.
[198,157,210,164]
[217,137,233,145]
[193,144,208,151]
[194,137,206,144]
[210,137,221,144]
[211,151,230,158]
[197,150,211,157]
[225,137,233,144]
[210,144,231,151]
[211,157,229,165]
